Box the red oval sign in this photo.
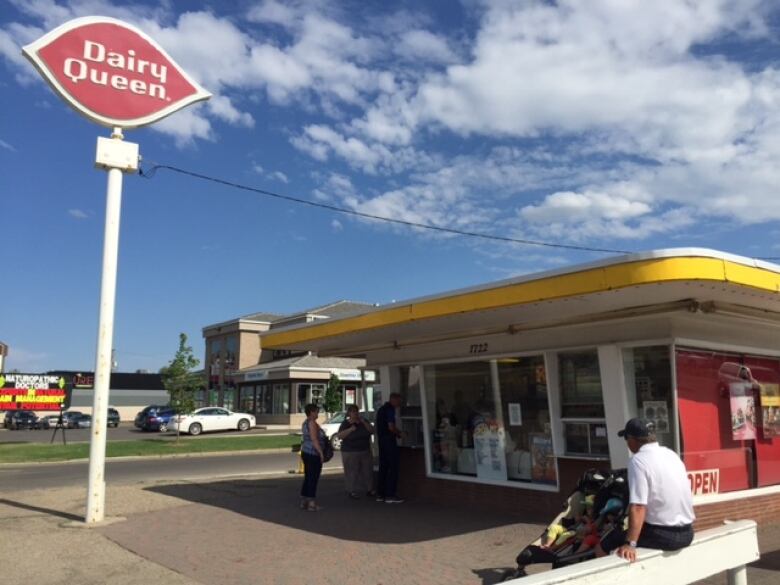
[22,16,211,129]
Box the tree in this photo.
[161,333,200,443]
[324,373,342,414]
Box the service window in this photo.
[623,345,676,450]
[558,351,608,457]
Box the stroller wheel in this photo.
[500,567,528,582]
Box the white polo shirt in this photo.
[628,442,695,526]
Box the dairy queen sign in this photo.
[22,16,210,127]
[21,16,210,525]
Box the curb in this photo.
[0,447,306,467]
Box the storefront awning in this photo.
[260,249,780,357]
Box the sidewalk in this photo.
[0,473,778,585]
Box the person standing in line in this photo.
[336,404,375,499]
[300,403,326,511]
[375,392,404,504]
[614,418,695,562]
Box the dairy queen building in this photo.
[255,249,780,529]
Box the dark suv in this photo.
[134,405,174,432]
[5,410,38,430]
[107,408,120,428]
[62,411,84,428]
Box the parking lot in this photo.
[0,424,286,444]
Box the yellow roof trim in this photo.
[261,256,780,349]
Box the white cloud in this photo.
[5,0,780,244]
[207,95,255,128]
[246,0,299,28]
[251,164,290,184]
[0,139,16,151]
[152,106,213,147]
[331,219,343,231]
[67,208,89,219]
[395,29,457,64]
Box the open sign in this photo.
[688,468,720,496]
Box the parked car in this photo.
[63,411,85,429]
[72,414,92,429]
[6,410,39,430]
[135,406,175,432]
[321,410,375,449]
[169,407,255,436]
[36,414,62,429]
[107,408,120,428]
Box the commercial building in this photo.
[0,341,7,372]
[50,371,169,421]
[259,249,780,528]
[202,301,378,427]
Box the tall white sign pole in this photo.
[21,16,211,525]
[86,129,139,524]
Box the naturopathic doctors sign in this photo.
[0,374,70,411]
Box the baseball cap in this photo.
[617,418,654,438]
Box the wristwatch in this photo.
[628,540,637,548]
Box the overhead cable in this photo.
[138,163,780,261]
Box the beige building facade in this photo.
[202,301,378,427]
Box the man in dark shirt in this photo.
[376,392,403,503]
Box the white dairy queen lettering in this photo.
[63,40,169,100]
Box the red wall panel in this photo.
[675,349,751,492]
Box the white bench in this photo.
[506,520,759,585]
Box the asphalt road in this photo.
[0,450,343,491]
[0,424,286,444]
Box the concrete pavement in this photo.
[0,466,777,585]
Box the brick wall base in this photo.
[397,448,780,529]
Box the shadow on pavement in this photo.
[145,474,519,544]
[0,497,83,522]
[472,567,516,584]
[752,548,780,571]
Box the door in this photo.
[212,408,231,431]
[197,408,217,431]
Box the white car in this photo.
[169,407,256,436]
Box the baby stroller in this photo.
[501,468,629,581]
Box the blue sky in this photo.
[2,0,780,373]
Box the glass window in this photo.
[623,346,675,449]
[208,339,222,391]
[256,385,272,415]
[497,356,557,485]
[296,383,326,412]
[239,386,255,414]
[272,384,290,415]
[225,336,238,374]
[222,387,235,411]
[559,351,605,418]
[297,384,309,413]
[425,361,494,479]
[343,385,358,407]
[562,421,609,456]
[425,358,556,487]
